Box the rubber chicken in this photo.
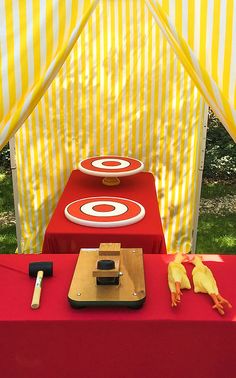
[191,256,232,315]
[168,253,191,307]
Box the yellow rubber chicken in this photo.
[168,253,191,307]
[192,256,232,315]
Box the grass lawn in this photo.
[196,214,236,254]
[0,170,235,254]
[200,180,236,198]
[196,181,236,254]
[0,224,17,253]
[0,170,17,253]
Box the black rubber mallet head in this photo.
[29,262,53,309]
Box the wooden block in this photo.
[99,243,121,256]
[92,257,120,277]
[102,177,120,186]
[92,269,120,278]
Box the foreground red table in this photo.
[0,254,235,378]
[42,171,166,254]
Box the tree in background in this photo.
[203,109,236,181]
[0,144,11,172]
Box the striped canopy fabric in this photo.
[0,0,99,149]
[146,0,236,142]
[0,0,235,253]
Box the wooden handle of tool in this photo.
[31,270,44,309]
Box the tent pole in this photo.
[9,137,22,253]
[191,104,209,253]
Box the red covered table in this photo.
[42,171,166,254]
[0,253,235,378]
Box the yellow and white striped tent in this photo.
[0,0,235,253]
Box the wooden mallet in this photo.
[29,262,53,309]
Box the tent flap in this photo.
[145,0,236,142]
[0,0,99,150]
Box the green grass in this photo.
[0,225,17,254]
[196,214,236,254]
[0,171,14,211]
[0,170,17,253]
[196,181,236,254]
[200,180,236,199]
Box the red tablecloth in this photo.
[0,254,235,378]
[42,171,166,254]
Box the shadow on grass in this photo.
[201,181,236,199]
[196,214,236,254]
[0,224,17,254]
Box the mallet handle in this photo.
[31,270,44,309]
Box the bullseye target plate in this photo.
[64,196,145,228]
[78,156,144,177]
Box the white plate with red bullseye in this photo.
[78,156,144,177]
[64,196,145,228]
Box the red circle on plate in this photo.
[92,204,115,212]
[102,161,121,167]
